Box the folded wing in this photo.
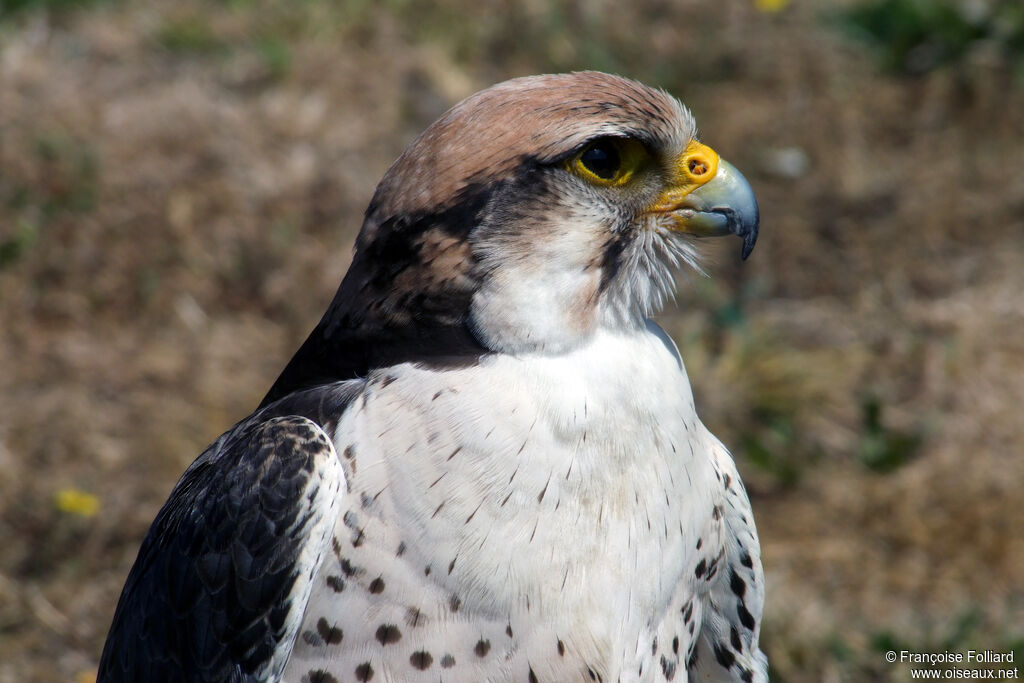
[98,405,350,683]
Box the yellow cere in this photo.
[649,140,721,214]
[570,137,651,187]
[677,140,719,188]
[55,487,101,517]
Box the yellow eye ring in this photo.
[569,137,649,187]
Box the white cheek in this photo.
[469,218,604,354]
[469,264,599,353]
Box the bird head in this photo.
[341,72,759,355]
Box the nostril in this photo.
[688,158,709,176]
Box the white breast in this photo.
[325,322,722,675]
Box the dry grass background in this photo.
[1,0,1023,681]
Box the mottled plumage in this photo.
[100,72,766,683]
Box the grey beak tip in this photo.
[718,161,759,261]
[741,237,756,261]
[739,211,759,261]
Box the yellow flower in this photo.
[754,0,791,12]
[55,488,100,518]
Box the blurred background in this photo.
[1,0,1022,680]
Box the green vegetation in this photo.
[838,0,1024,74]
[858,395,922,473]
[1,133,98,272]
[156,13,227,54]
[0,221,38,271]
[0,0,111,21]
[32,133,99,218]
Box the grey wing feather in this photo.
[98,383,358,683]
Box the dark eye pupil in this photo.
[580,142,620,180]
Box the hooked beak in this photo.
[649,141,760,260]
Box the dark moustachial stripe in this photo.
[598,229,637,294]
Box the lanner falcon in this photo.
[99,72,766,683]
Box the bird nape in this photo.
[99,71,766,683]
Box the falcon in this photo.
[99,72,766,683]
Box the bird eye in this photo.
[579,141,621,180]
[570,137,648,186]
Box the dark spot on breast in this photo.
[682,600,693,623]
[440,654,456,668]
[661,654,677,681]
[713,642,735,669]
[344,445,356,459]
[375,623,402,645]
[506,624,514,638]
[652,636,658,655]
[672,636,679,654]
[730,570,747,598]
[368,577,385,594]
[723,473,731,489]
[474,639,491,657]
[317,617,343,645]
[740,551,753,568]
[340,558,358,577]
[730,627,743,652]
[448,557,456,574]
[738,602,756,630]
[557,638,565,656]
[740,667,754,683]
[396,541,406,557]
[410,650,433,670]
[694,559,707,578]
[326,575,345,592]
[302,630,322,646]
[424,564,431,576]
[355,662,374,681]
[449,594,461,612]
[695,537,703,550]
[712,504,723,521]
[405,607,424,627]
[305,670,339,683]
